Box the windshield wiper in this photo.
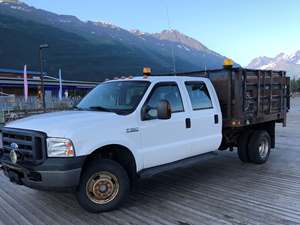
[88,106,114,113]
[73,106,83,111]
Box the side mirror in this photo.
[141,105,151,121]
[157,100,171,120]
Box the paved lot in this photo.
[0,98,300,225]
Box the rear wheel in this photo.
[237,131,252,163]
[76,159,130,213]
[248,130,271,164]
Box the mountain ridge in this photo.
[247,51,300,78]
[0,0,233,81]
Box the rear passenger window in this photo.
[185,82,213,110]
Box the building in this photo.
[0,68,99,98]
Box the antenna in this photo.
[164,1,177,74]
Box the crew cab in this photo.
[0,67,290,212]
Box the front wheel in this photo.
[76,159,130,213]
[248,130,271,164]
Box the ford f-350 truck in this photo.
[0,67,290,212]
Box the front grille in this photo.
[1,128,46,164]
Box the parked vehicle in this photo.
[0,65,290,212]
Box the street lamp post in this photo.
[39,44,49,112]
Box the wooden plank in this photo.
[0,98,299,225]
[262,70,266,113]
[227,70,232,120]
[257,70,261,116]
[280,71,284,113]
[269,71,273,113]
[242,70,247,112]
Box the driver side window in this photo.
[143,83,184,120]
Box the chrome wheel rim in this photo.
[258,139,269,159]
[86,171,119,204]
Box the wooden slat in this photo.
[257,70,261,116]
[269,71,273,113]
[0,98,299,225]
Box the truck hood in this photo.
[4,110,119,137]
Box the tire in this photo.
[76,159,130,213]
[237,131,252,163]
[248,130,271,164]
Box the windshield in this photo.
[76,81,150,115]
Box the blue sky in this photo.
[23,0,300,66]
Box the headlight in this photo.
[47,138,75,157]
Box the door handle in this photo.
[214,114,219,124]
[185,118,191,129]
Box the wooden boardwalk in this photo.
[0,98,300,225]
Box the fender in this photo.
[81,140,143,172]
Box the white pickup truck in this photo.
[0,68,290,212]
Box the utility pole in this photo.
[39,44,49,112]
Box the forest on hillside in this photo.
[291,78,300,93]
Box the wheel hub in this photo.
[99,184,108,193]
[86,171,119,204]
[258,139,269,159]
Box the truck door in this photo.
[184,81,222,155]
[139,82,192,169]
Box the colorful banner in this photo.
[58,69,63,101]
[24,65,28,102]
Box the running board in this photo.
[139,151,218,179]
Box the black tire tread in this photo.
[237,131,252,163]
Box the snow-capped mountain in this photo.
[247,51,300,78]
[153,29,209,52]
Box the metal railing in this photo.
[0,95,82,123]
[0,111,4,124]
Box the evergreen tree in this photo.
[291,78,300,93]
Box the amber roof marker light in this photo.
[143,67,151,75]
[223,58,233,69]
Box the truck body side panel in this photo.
[170,68,290,129]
